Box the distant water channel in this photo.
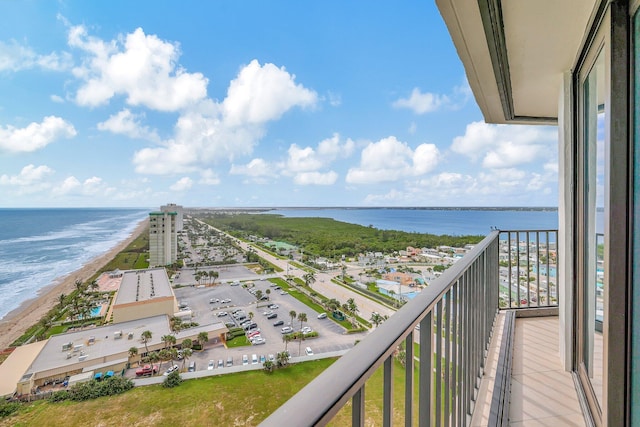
[267,207,559,236]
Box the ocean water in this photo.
[0,208,148,321]
[268,208,559,236]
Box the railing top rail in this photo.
[261,230,500,426]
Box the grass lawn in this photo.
[1,359,336,427]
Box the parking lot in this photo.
[170,278,366,373]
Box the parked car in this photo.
[230,281,240,286]
[226,356,233,367]
[262,310,273,316]
[268,354,275,362]
[268,304,279,309]
[242,355,249,365]
[260,295,268,300]
[251,354,258,364]
[221,298,231,303]
[188,361,196,372]
[247,330,261,339]
[136,364,159,377]
[305,347,314,356]
[252,337,266,345]
[217,311,228,317]
[207,360,215,370]
[301,326,312,334]
[281,326,293,334]
[243,322,258,331]
[259,355,266,363]
[218,359,224,368]
[273,320,284,326]
[280,291,288,295]
[209,298,219,304]
[317,312,328,319]
[266,313,277,319]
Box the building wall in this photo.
[149,212,177,266]
[161,203,183,231]
[112,297,177,324]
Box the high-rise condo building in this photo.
[148,211,177,266]
[160,203,183,231]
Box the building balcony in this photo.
[262,229,584,426]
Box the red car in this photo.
[135,364,159,377]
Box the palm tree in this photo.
[370,312,384,327]
[148,351,160,374]
[141,330,152,354]
[303,272,316,288]
[346,298,358,315]
[158,349,171,371]
[255,290,263,301]
[276,351,289,368]
[74,279,84,293]
[297,312,307,331]
[289,310,297,327]
[197,331,209,348]
[90,280,99,292]
[128,346,138,362]
[58,293,66,309]
[297,312,308,356]
[282,334,292,353]
[181,348,193,370]
[161,334,172,349]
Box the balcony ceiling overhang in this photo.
[436,0,596,125]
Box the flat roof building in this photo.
[111,268,178,324]
[161,203,184,232]
[2,314,228,397]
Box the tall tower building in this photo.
[149,211,177,266]
[160,203,183,231]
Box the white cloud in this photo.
[50,94,64,103]
[286,144,324,173]
[0,116,77,152]
[0,40,72,72]
[53,176,110,196]
[451,121,556,168]
[293,171,338,185]
[223,59,317,126]
[133,61,318,175]
[408,122,417,135]
[199,169,221,185]
[69,26,208,111]
[97,109,160,141]
[392,88,449,114]
[346,136,440,184]
[170,176,193,191]
[0,164,54,187]
[230,158,273,177]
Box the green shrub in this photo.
[163,371,182,388]
[0,401,21,418]
[50,376,134,402]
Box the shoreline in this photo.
[0,218,149,351]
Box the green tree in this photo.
[276,351,289,368]
[255,290,263,301]
[197,331,209,347]
[297,312,308,355]
[370,312,384,327]
[263,360,275,373]
[303,272,316,287]
[265,289,271,300]
[128,347,138,361]
[180,348,193,370]
[58,293,66,309]
[158,349,171,371]
[161,334,175,349]
[289,310,297,327]
[141,330,152,354]
[148,351,160,374]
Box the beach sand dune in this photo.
[0,219,148,351]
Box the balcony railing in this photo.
[261,229,558,426]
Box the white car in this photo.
[217,311,228,317]
[252,337,266,345]
[268,304,279,309]
[207,360,215,370]
[305,347,314,356]
[163,364,180,376]
[281,326,293,334]
[317,312,328,319]
[242,355,249,365]
[252,354,258,364]
[301,326,312,334]
[262,310,273,316]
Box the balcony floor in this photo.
[472,315,585,426]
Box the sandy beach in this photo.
[0,219,148,351]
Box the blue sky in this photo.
[0,1,558,208]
